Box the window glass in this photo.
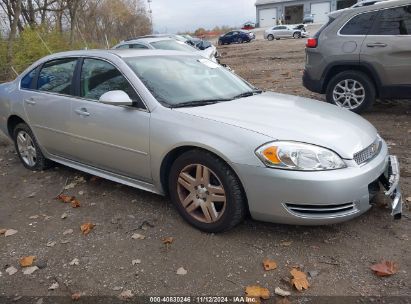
[340,11,377,35]
[21,68,36,89]
[370,5,411,35]
[130,44,149,49]
[80,58,140,104]
[37,58,77,94]
[150,40,196,52]
[126,55,253,106]
[116,44,130,49]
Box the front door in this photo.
[68,58,151,181]
[361,4,411,91]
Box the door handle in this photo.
[75,108,90,117]
[24,98,36,105]
[366,42,387,48]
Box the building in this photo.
[255,0,358,26]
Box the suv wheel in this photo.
[326,71,376,113]
[267,34,274,41]
[168,150,246,232]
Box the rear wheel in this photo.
[237,38,243,44]
[168,150,246,233]
[13,123,52,171]
[267,34,274,41]
[326,71,376,113]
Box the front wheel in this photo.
[13,123,52,171]
[293,32,301,38]
[168,150,246,233]
[326,71,376,113]
[267,34,274,41]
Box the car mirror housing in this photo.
[99,90,133,106]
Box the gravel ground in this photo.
[0,28,410,303]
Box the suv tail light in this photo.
[306,38,318,48]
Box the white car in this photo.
[264,25,309,40]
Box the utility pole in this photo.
[147,0,153,34]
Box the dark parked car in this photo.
[242,21,256,30]
[218,30,255,45]
[303,14,314,23]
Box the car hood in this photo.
[174,92,378,159]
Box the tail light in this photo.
[306,38,318,48]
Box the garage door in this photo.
[311,2,331,23]
[259,8,277,27]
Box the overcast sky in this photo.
[149,0,257,33]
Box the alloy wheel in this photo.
[177,164,226,223]
[332,79,366,110]
[16,130,37,167]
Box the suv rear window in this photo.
[369,5,411,35]
[340,11,377,35]
[314,17,335,38]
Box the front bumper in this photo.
[233,143,403,225]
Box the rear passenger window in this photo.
[37,58,77,95]
[21,69,36,90]
[340,11,377,35]
[370,5,411,35]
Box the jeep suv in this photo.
[303,0,411,113]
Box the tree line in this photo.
[0,0,152,81]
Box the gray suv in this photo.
[303,0,411,113]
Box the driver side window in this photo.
[80,58,143,108]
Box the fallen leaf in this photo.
[80,223,95,235]
[20,256,36,267]
[5,229,18,237]
[6,266,18,275]
[274,287,291,297]
[245,285,270,300]
[0,228,7,235]
[48,282,59,290]
[23,266,39,275]
[61,213,68,219]
[131,233,145,240]
[176,267,188,275]
[132,259,141,265]
[280,241,292,247]
[276,298,291,304]
[63,229,73,235]
[119,290,134,300]
[290,268,309,291]
[71,292,82,301]
[69,258,80,266]
[263,258,277,271]
[29,215,39,219]
[56,195,80,208]
[162,237,174,244]
[371,260,398,276]
[71,198,81,208]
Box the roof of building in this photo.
[255,0,293,5]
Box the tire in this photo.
[237,38,243,44]
[218,40,222,46]
[168,149,246,233]
[267,34,274,41]
[13,123,52,171]
[293,32,301,39]
[326,70,376,114]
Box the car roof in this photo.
[329,0,408,18]
[121,37,179,44]
[34,49,199,61]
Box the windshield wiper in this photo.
[231,89,263,100]
[171,98,232,108]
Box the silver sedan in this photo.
[0,50,403,232]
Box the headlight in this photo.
[255,141,346,171]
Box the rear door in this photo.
[21,58,78,158]
[361,4,411,91]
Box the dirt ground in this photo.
[1,29,410,303]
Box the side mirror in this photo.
[99,90,132,106]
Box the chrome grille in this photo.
[354,139,381,165]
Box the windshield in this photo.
[150,40,196,52]
[126,56,255,107]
